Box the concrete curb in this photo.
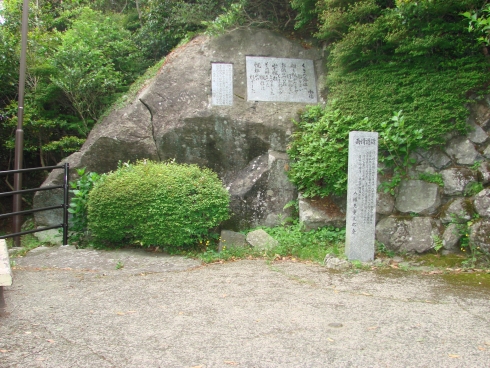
[0,239,13,309]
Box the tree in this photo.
[50,7,143,134]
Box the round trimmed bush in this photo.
[87,161,230,248]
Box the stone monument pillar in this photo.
[345,131,378,261]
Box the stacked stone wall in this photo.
[300,96,490,254]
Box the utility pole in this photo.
[12,0,29,247]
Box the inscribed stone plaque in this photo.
[246,56,317,103]
[345,131,378,262]
[212,63,233,106]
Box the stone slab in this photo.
[211,62,233,106]
[345,131,378,261]
[246,56,317,103]
[0,239,13,286]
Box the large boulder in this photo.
[34,29,324,231]
[375,216,442,253]
[394,179,441,215]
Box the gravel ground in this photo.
[0,245,489,368]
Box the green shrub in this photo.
[287,103,373,197]
[87,160,230,248]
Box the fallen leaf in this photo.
[0,349,8,353]
[478,346,486,351]
[46,339,55,343]
[36,357,45,361]
[485,341,490,346]
[327,338,334,342]
[448,354,460,358]
[224,361,239,365]
[222,294,227,298]
[368,326,378,330]
[25,331,32,334]
[116,312,125,316]
[361,292,372,296]
[179,311,184,315]
[428,270,442,275]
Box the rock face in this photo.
[34,29,324,231]
[375,217,442,253]
[246,229,279,250]
[395,180,441,215]
[298,195,346,230]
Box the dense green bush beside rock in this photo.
[87,161,230,248]
[287,0,490,198]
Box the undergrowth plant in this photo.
[68,168,101,246]
[418,173,444,187]
[190,223,346,264]
[451,213,490,268]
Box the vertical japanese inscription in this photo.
[246,56,317,103]
[345,131,378,262]
[212,63,233,106]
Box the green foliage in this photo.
[379,111,422,170]
[432,235,444,253]
[192,223,346,264]
[418,172,444,187]
[287,103,372,197]
[287,0,490,198]
[290,0,317,30]
[464,181,484,197]
[51,8,144,133]
[135,0,232,60]
[203,1,247,36]
[462,3,490,46]
[263,224,346,262]
[68,168,101,246]
[289,105,425,197]
[87,161,230,249]
[376,241,395,258]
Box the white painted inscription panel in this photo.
[212,63,233,106]
[246,56,317,103]
[345,131,378,262]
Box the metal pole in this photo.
[12,0,29,247]
[62,163,69,246]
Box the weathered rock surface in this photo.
[477,161,490,184]
[466,117,488,144]
[299,195,346,230]
[473,188,490,218]
[375,216,442,253]
[218,230,248,252]
[376,191,395,216]
[441,168,477,196]
[440,198,473,224]
[246,229,279,251]
[442,223,461,252]
[323,254,350,270]
[395,180,441,215]
[469,220,490,252]
[34,29,324,230]
[445,137,480,165]
[413,148,451,170]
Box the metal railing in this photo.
[0,163,69,245]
